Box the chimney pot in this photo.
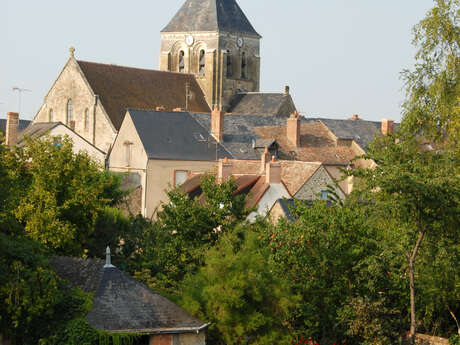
[260,147,271,174]
[6,112,19,146]
[287,112,301,147]
[211,107,225,142]
[381,118,394,135]
[349,114,361,121]
[266,159,281,184]
[218,158,232,182]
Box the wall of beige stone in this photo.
[145,159,216,219]
[160,31,260,110]
[179,332,206,345]
[34,57,117,153]
[295,165,346,201]
[415,334,450,345]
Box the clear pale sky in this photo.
[1,0,434,122]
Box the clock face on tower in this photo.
[185,35,194,46]
[236,37,244,48]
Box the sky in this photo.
[1,0,435,122]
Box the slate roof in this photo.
[0,119,31,133]
[227,93,296,117]
[77,61,210,130]
[51,257,207,334]
[162,0,261,37]
[128,109,232,161]
[18,122,60,143]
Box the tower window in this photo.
[66,99,73,124]
[241,52,247,79]
[49,109,53,122]
[199,50,205,76]
[179,50,185,72]
[84,108,90,132]
[226,50,232,78]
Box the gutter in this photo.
[107,323,211,335]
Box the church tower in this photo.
[160,0,261,111]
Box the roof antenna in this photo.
[104,246,115,268]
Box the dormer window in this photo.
[241,52,247,79]
[226,51,233,78]
[199,50,206,76]
[179,51,185,72]
[66,99,73,124]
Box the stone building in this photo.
[160,0,262,110]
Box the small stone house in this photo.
[51,251,208,345]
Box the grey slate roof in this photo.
[190,112,287,160]
[18,122,60,143]
[51,257,207,334]
[0,119,31,133]
[318,118,398,151]
[128,109,232,161]
[227,93,296,117]
[162,0,261,37]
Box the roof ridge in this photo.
[77,60,196,77]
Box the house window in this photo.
[174,170,188,187]
[226,51,232,78]
[124,142,132,167]
[49,109,53,122]
[321,190,328,201]
[66,99,73,124]
[199,50,206,76]
[84,109,90,131]
[241,52,247,79]
[179,50,185,72]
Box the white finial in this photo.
[69,46,75,58]
[104,246,115,268]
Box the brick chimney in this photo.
[381,119,394,135]
[211,106,225,142]
[5,112,19,146]
[260,147,271,173]
[287,110,300,147]
[69,120,76,131]
[348,114,361,121]
[266,157,281,184]
[218,158,232,182]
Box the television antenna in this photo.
[12,87,31,114]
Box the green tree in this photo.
[179,221,297,345]
[350,135,460,342]
[134,175,251,295]
[12,136,124,256]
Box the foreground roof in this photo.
[128,109,232,161]
[162,0,261,37]
[77,61,210,130]
[51,257,207,334]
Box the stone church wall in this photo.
[34,58,117,153]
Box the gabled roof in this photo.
[77,61,211,130]
[18,122,61,143]
[128,109,232,161]
[227,93,296,117]
[51,257,207,334]
[162,0,261,37]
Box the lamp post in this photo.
[12,87,31,114]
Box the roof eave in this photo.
[104,323,211,335]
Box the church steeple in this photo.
[162,0,261,38]
[159,0,261,110]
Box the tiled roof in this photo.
[162,0,261,37]
[128,109,232,161]
[227,93,296,117]
[51,257,207,334]
[77,61,210,130]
